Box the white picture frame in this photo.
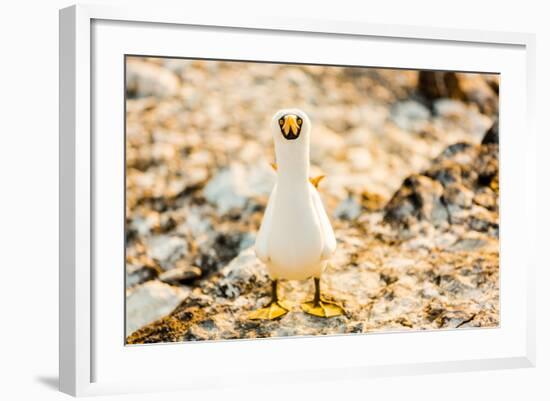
[59,3,536,397]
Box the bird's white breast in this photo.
[266,180,324,280]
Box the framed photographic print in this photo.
[59,4,536,396]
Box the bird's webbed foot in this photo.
[248,301,289,320]
[301,277,345,318]
[248,279,289,320]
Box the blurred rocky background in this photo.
[124,57,499,343]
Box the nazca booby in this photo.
[249,109,345,319]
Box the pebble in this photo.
[146,235,188,270]
[126,59,181,98]
[204,163,275,214]
[333,196,362,220]
[159,263,202,284]
[391,100,431,132]
[126,280,190,336]
[218,247,269,298]
[449,237,487,252]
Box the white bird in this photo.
[250,109,344,320]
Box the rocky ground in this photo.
[124,57,499,343]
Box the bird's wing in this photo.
[309,183,336,259]
[254,183,277,262]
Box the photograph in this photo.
[2,0,545,399]
[124,56,500,344]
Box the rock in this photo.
[473,187,497,210]
[418,71,498,116]
[449,237,487,252]
[162,59,192,75]
[246,164,277,197]
[128,211,160,237]
[347,147,372,170]
[360,191,386,211]
[126,265,159,288]
[385,257,416,269]
[333,196,362,220]
[418,71,463,100]
[434,142,474,162]
[456,73,499,116]
[391,100,431,132]
[310,126,346,162]
[126,59,181,98]
[467,207,499,235]
[238,232,256,251]
[218,247,269,299]
[443,183,474,209]
[126,280,190,336]
[482,119,499,145]
[434,232,459,249]
[159,262,202,284]
[433,99,493,140]
[204,163,275,214]
[146,235,188,270]
[177,207,212,237]
[433,98,469,118]
[384,174,448,228]
[125,253,161,288]
[384,124,498,231]
[195,231,251,275]
[127,222,499,342]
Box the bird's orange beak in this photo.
[279,114,302,140]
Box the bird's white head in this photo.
[271,108,311,179]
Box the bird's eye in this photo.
[297,119,302,125]
[279,119,284,125]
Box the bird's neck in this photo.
[275,144,310,183]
